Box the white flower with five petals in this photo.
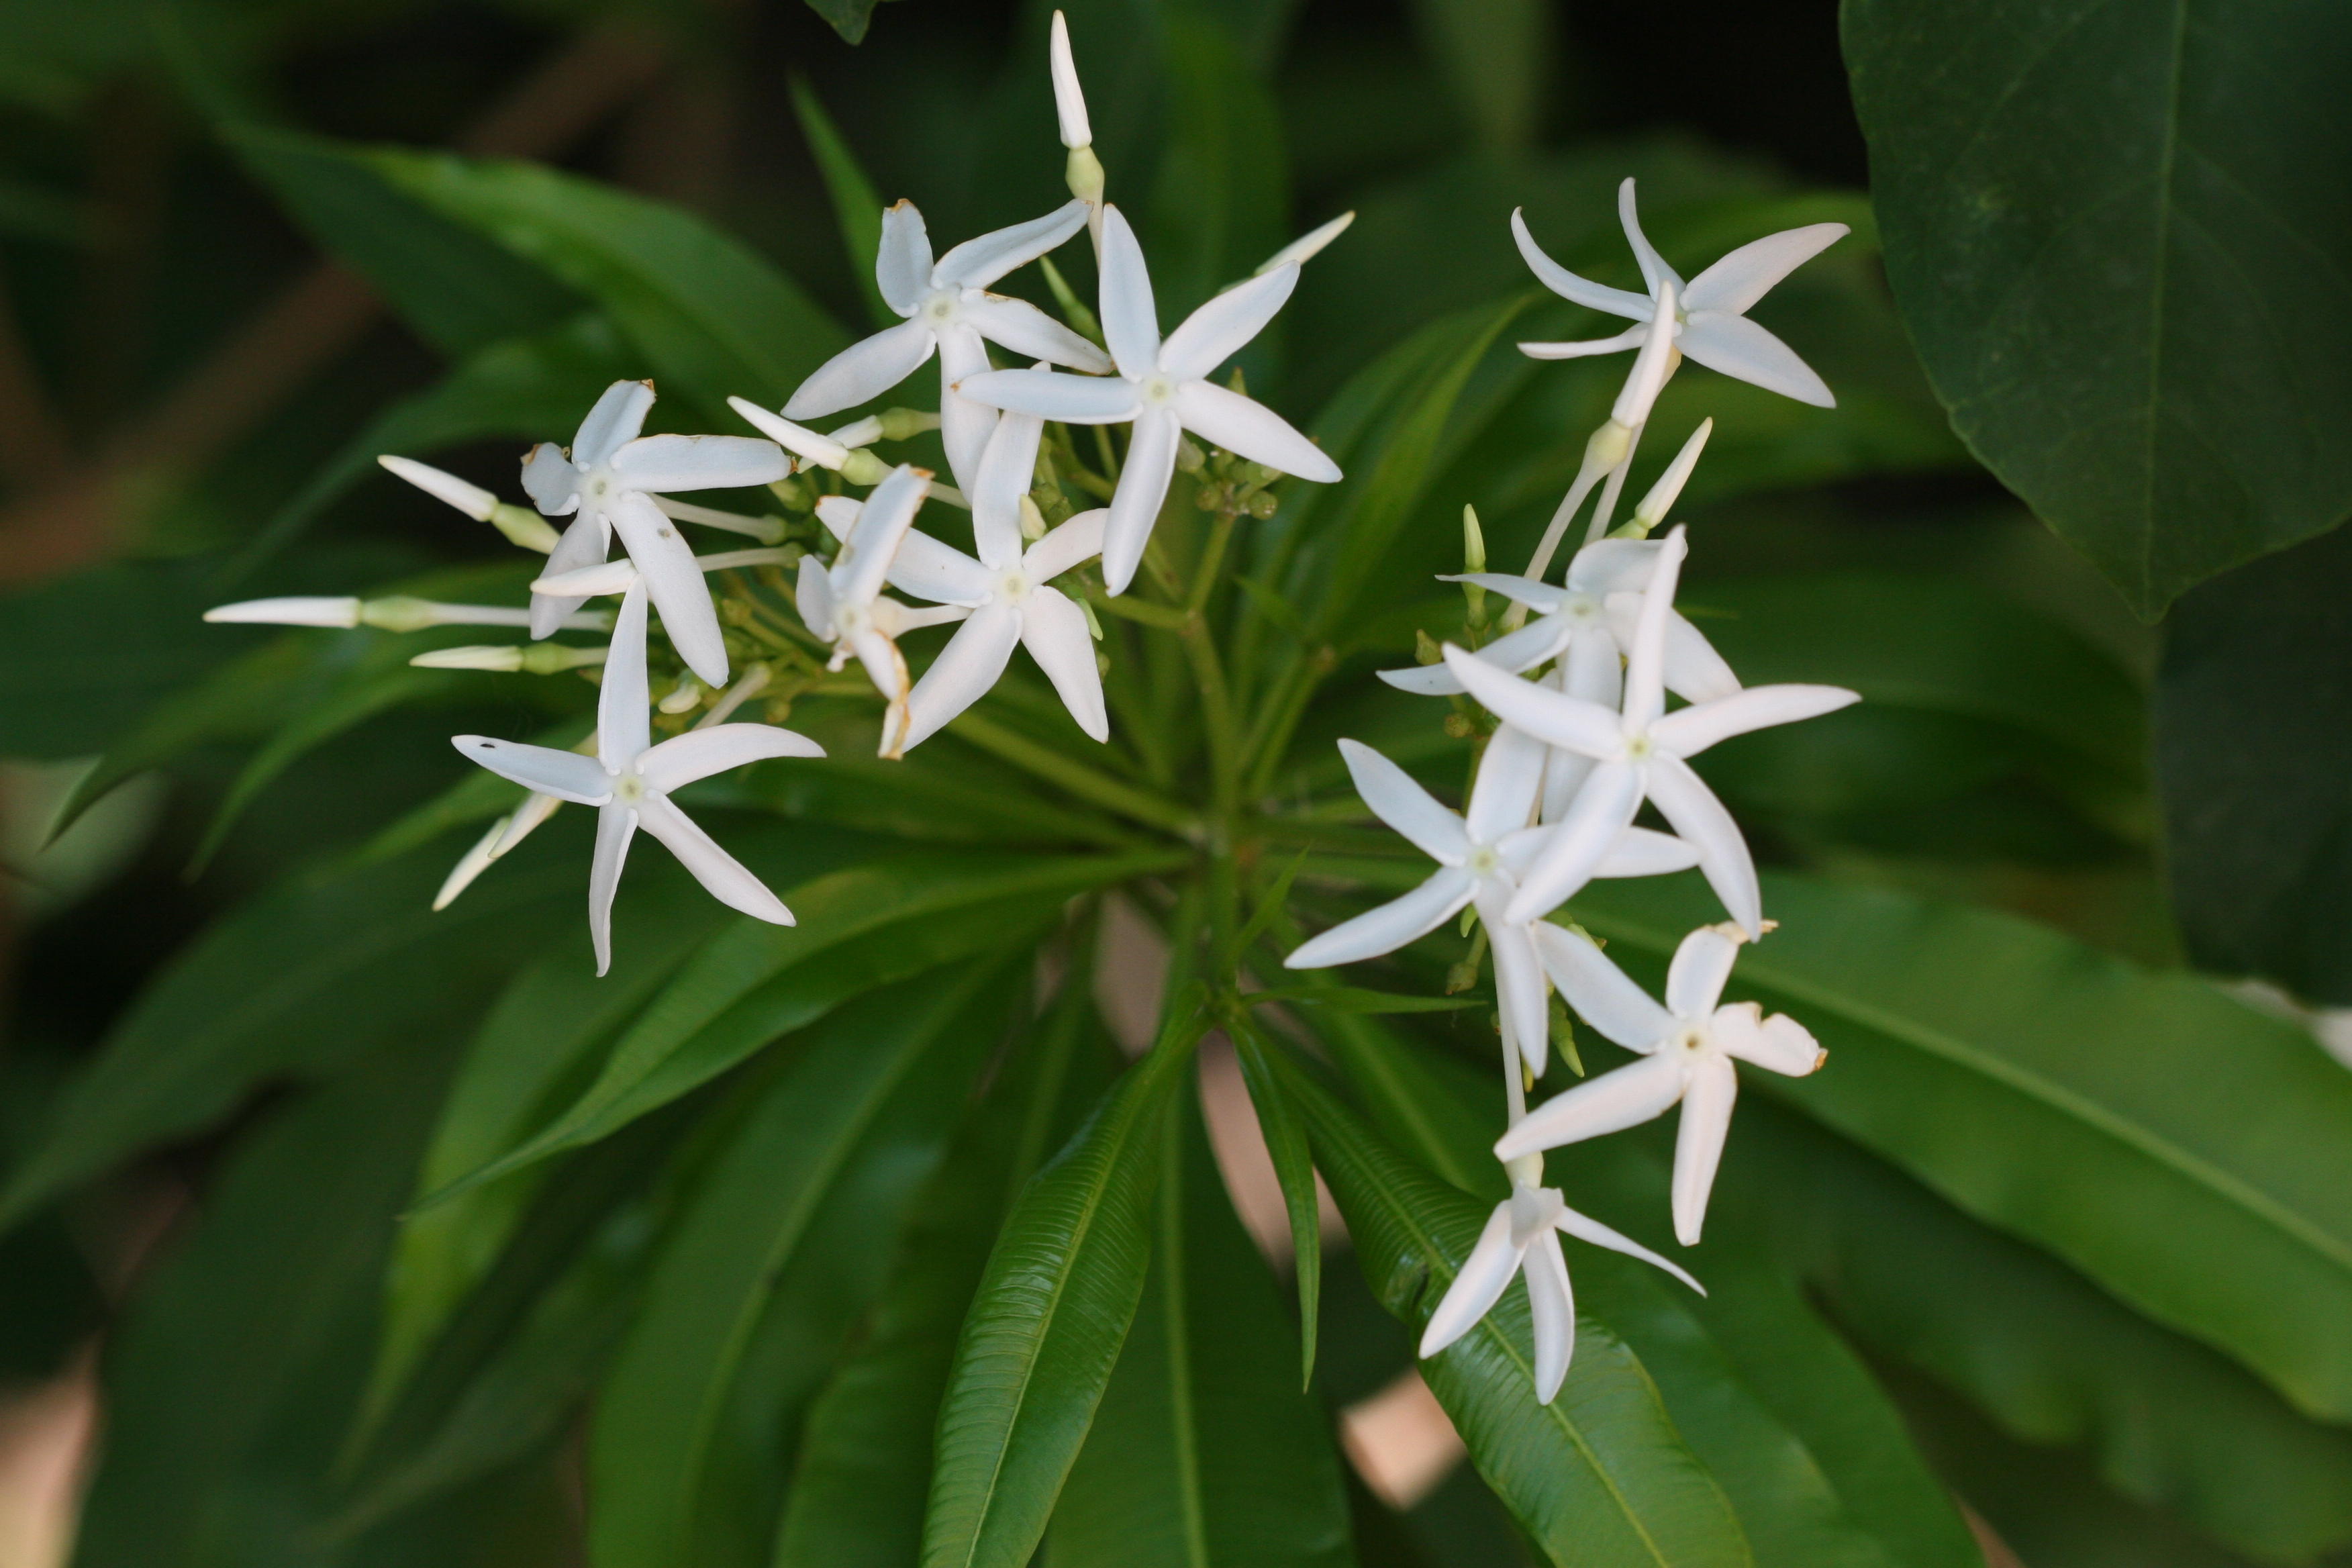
[1442,526,1857,933]
[782,199,1108,491]
[1420,1172,1701,1403]
[1282,734,1697,1074]
[1512,179,1847,408]
[958,204,1340,595]
[1500,922,1826,1244]
[520,379,787,686]
[450,581,822,975]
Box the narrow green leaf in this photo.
[1843,0,2352,613]
[773,970,1122,1568]
[1049,1088,1352,1568]
[591,961,1023,1568]
[1228,1018,1323,1385]
[919,1003,1209,1568]
[787,77,893,329]
[1281,1057,1753,1568]
[1144,11,1288,325]
[1402,0,1550,150]
[803,0,883,46]
[1571,871,2352,1422]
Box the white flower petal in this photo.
[901,601,1022,750]
[638,722,824,794]
[1466,723,1547,844]
[1339,738,1469,865]
[1710,1003,1825,1077]
[493,788,564,856]
[1645,754,1761,939]
[936,322,999,495]
[1442,573,1567,613]
[1554,1202,1704,1295]
[888,529,993,606]
[1442,645,1624,758]
[589,804,636,976]
[1650,683,1859,759]
[935,199,1091,290]
[1049,10,1091,147]
[1681,222,1848,315]
[814,493,860,542]
[522,442,581,516]
[1667,924,1743,1019]
[955,367,1140,424]
[795,554,836,638]
[611,434,787,493]
[573,380,654,468]
[836,464,932,607]
[1485,908,1550,1077]
[783,319,938,420]
[1616,178,1683,297]
[610,491,728,688]
[1024,508,1107,582]
[1622,526,1687,730]
[1610,280,1681,428]
[1671,1055,1738,1246]
[530,512,610,639]
[1171,379,1340,482]
[1020,585,1108,741]
[1593,826,1700,878]
[1493,1050,1688,1161]
[1527,921,1673,1051]
[1567,538,1663,595]
[1510,208,1652,320]
[1561,625,1623,707]
[636,795,793,925]
[1378,618,1565,696]
[450,736,613,805]
[203,596,360,628]
[1676,311,1834,408]
[971,405,1045,570]
[960,291,1112,373]
[1518,325,1652,360]
[1159,263,1297,382]
[1524,1228,1576,1404]
[876,200,932,315]
[1661,612,1742,705]
[1096,206,1161,381]
[850,627,912,753]
[1504,758,1644,922]
[597,579,652,766]
[1418,1202,1522,1358]
[1100,407,1179,595]
[1283,867,1476,969]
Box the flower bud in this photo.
[1065,146,1105,206]
[204,596,362,628]
[1504,1151,1547,1188]
[490,503,561,552]
[1049,11,1092,149]
[1461,504,1486,573]
[827,414,885,450]
[659,677,705,714]
[1246,490,1277,519]
[879,407,941,441]
[1019,495,1048,542]
[1628,418,1712,536]
[1175,437,1206,474]
[839,448,891,487]
[411,644,522,671]
[379,455,494,521]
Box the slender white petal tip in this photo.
[1049,11,1092,148]
[1256,211,1355,276]
[432,817,508,910]
[204,596,362,628]
[728,396,851,471]
[534,560,640,597]
[379,454,495,521]
[1631,419,1712,532]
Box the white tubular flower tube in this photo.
[204,597,610,633]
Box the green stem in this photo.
[947,711,1198,838]
[1242,643,1338,801]
[1185,511,1240,618]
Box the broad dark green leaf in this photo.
[1740,1101,2352,1567]
[430,850,1182,1199]
[2157,522,2352,1003]
[226,126,582,357]
[0,845,573,1235]
[1570,871,2352,1422]
[789,77,893,330]
[1843,0,2352,614]
[1282,1058,1753,1568]
[774,974,1121,1568]
[920,1003,1207,1568]
[1230,1018,1324,1383]
[1050,1087,1353,1568]
[369,144,847,418]
[590,961,1023,1568]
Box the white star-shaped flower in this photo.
[844,406,1113,750]
[794,464,970,757]
[1443,527,1857,934]
[1282,733,1696,1074]
[450,581,823,975]
[1512,179,1847,408]
[781,199,1108,492]
[957,204,1341,595]
[1499,922,1826,1244]
[1421,1171,1701,1403]
[520,380,787,687]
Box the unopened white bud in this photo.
[411,644,523,671]
[205,595,362,628]
[1585,419,1633,474]
[1504,1151,1545,1189]
[659,677,705,715]
[1255,211,1355,277]
[1049,11,1091,149]
[878,407,941,441]
[1461,504,1486,573]
[1065,146,1105,207]
[1019,495,1048,542]
[489,503,560,552]
[840,448,891,487]
[729,396,852,472]
[1630,418,1712,534]
[827,415,885,450]
[534,560,639,598]
[379,455,495,522]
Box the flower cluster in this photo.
[203,12,1855,1402]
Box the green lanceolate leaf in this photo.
[920,1001,1209,1568]
[1228,1018,1323,1384]
[1571,871,2352,1422]
[1843,0,2352,614]
[787,77,893,330]
[774,971,1122,1568]
[369,144,847,417]
[1049,1087,1353,1568]
[1281,1057,1752,1568]
[590,961,1024,1568]
[0,845,574,1236]
[428,850,1181,1199]
[1740,1101,2352,1567]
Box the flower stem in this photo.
[947,710,1198,838]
